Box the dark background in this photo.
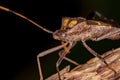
[0,0,120,80]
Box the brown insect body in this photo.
[53,17,119,43]
[0,6,120,80]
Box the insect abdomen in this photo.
[108,32,120,40]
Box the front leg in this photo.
[81,40,116,73]
[37,43,68,80]
[58,50,79,66]
[56,42,76,80]
[59,42,79,66]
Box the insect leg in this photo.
[56,42,75,80]
[59,42,79,66]
[56,50,68,80]
[58,50,79,66]
[81,40,116,73]
[95,28,120,41]
[37,43,68,80]
[63,56,80,66]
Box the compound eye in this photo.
[62,33,66,37]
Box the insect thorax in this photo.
[53,21,91,42]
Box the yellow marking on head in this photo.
[68,20,78,28]
[62,18,70,29]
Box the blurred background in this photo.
[0,0,120,80]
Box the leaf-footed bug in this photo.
[0,6,120,80]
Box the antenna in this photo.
[0,6,53,34]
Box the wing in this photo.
[86,11,120,27]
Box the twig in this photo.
[64,47,120,80]
[46,47,120,80]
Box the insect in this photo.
[0,5,120,80]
